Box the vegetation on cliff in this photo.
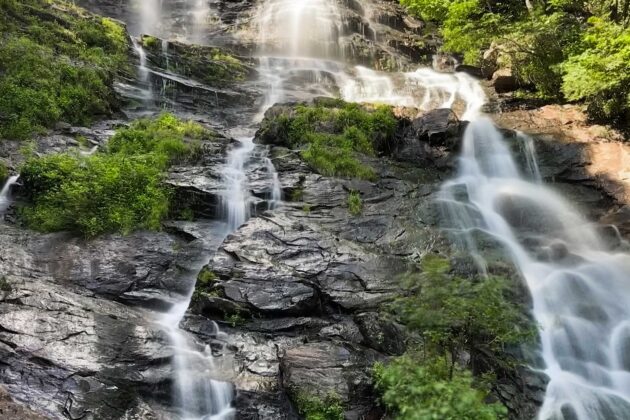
[19,113,212,237]
[0,162,8,184]
[401,0,630,126]
[374,255,534,419]
[258,99,397,179]
[140,35,249,86]
[293,392,344,420]
[0,0,129,140]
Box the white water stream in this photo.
[133,0,630,418]
[440,118,630,419]
[0,175,19,214]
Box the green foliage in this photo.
[0,0,129,140]
[400,0,452,21]
[225,312,247,327]
[400,0,630,125]
[347,191,363,216]
[20,153,168,237]
[197,267,217,286]
[393,256,534,359]
[142,35,160,49]
[294,393,345,420]
[499,12,581,96]
[373,255,532,419]
[107,113,211,163]
[442,1,506,65]
[261,100,397,179]
[19,114,209,237]
[562,17,630,122]
[374,355,507,420]
[0,162,8,184]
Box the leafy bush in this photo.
[259,100,397,179]
[393,256,534,364]
[20,154,168,237]
[400,0,630,126]
[374,355,507,420]
[0,162,8,184]
[19,114,211,237]
[107,113,210,162]
[372,255,532,419]
[0,0,128,140]
[347,191,363,215]
[562,17,630,123]
[294,392,344,420]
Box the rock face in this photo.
[0,220,230,419]
[180,101,549,419]
[185,101,455,417]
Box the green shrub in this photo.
[19,114,211,237]
[107,113,211,163]
[20,153,169,237]
[374,355,507,420]
[562,17,630,123]
[197,267,217,285]
[294,392,344,420]
[0,162,8,184]
[347,191,363,215]
[393,256,534,362]
[260,100,396,179]
[0,0,129,140]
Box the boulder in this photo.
[492,68,519,93]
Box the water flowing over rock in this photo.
[441,117,630,420]
[3,0,630,419]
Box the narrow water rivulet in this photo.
[0,175,19,214]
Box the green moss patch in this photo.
[141,36,249,86]
[293,392,344,420]
[0,0,130,140]
[258,99,397,180]
[19,113,213,237]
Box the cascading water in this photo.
[440,115,630,419]
[0,175,18,214]
[221,136,257,231]
[127,0,630,417]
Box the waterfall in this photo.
[221,137,257,231]
[0,175,18,214]
[440,116,630,420]
[130,0,630,417]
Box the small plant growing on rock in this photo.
[347,191,363,216]
[197,267,217,285]
[0,276,11,292]
[225,312,246,328]
[294,392,344,420]
[0,162,8,184]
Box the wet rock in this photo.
[280,342,383,414]
[0,274,174,419]
[396,108,464,165]
[455,64,485,79]
[354,312,406,356]
[0,386,48,420]
[601,206,630,238]
[491,68,520,93]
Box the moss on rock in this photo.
[257,98,398,180]
[0,0,130,140]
